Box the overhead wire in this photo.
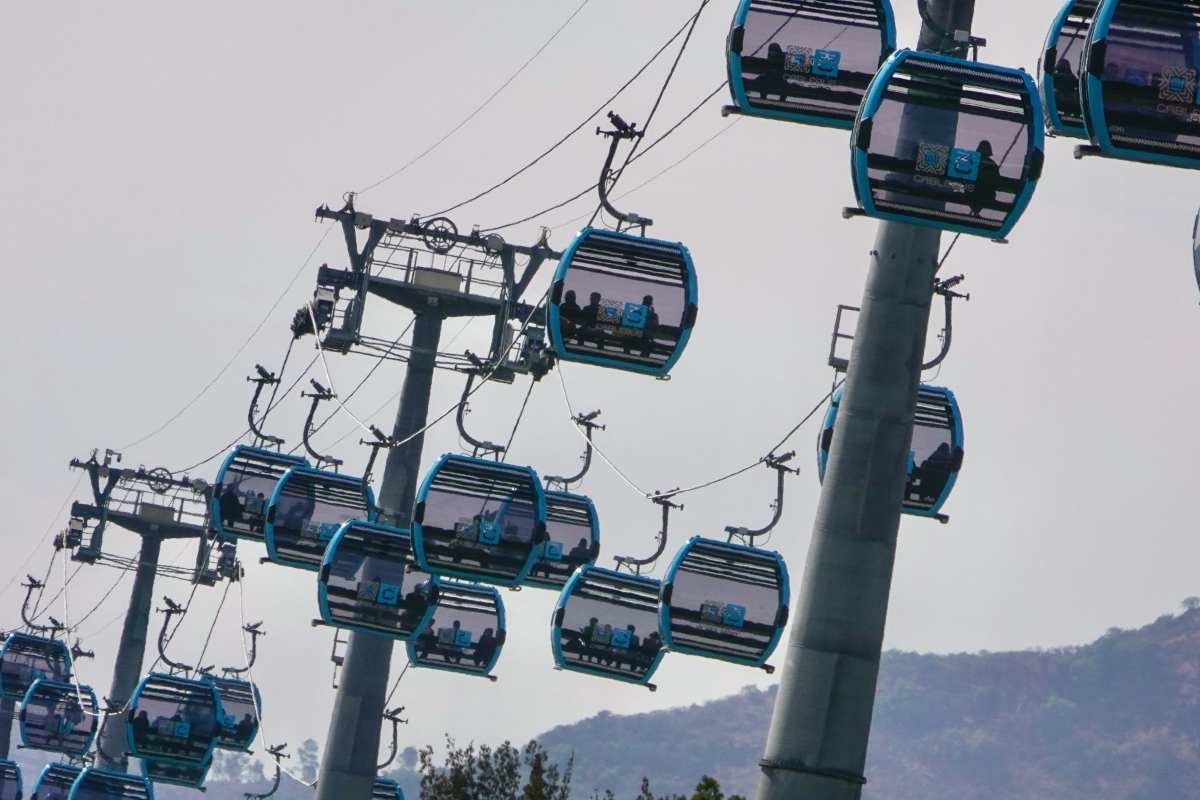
[195,580,232,671]
[587,0,711,227]
[117,225,334,452]
[501,379,537,456]
[430,5,705,219]
[357,0,593,197]
[0,471,83,603]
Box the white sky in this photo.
[3,0,1200,772]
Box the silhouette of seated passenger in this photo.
[912,442,957,503]
[638,295,660,358]
[566,537,592,565]
[131,710,151,742]
[218,486,245,527]
[416,619,438,660]
[968,140,1001,217]
[581,292,604,346]
[1055,56,1076,80]
[559,290,584,343]
[472,627,497,668]
[751,42,791,101]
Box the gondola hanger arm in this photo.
[596,111,653,232]
[725,452,798,545]
[614,494,682,575]
[455,359,506,460]
[301,380,344,470]
[247,365,285,448]
[544,410,604,489]
[922,275,969,372]
[376,706,409,771]
[224,621,265,675]
[245,744,289,800]
[155,596,195,676]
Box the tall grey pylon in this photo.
[755,1,977,798]
[313,311,442,800]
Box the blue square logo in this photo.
[478,520,500,545]
[813,49,841,78]
[221,714,236,728]
[454,629,473,648]
[622,303,648,329]
[722,604,747,628]
[173,721,191,739]
[788,50,809,71]
[356,581,379,602]
[544,541,564,560]
[610,628,632,649]
[947,148,981,181]
[378,583,400,606]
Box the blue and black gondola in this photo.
[1040,0,1099,138]
[319,522,440,642]
[126,673,222,766]
[68,767,154,800]
[0,633,71,702]
[660,538,789,669]
[552,567,665,687]
[372,776,405,800]
[19,678,98,756]
[202,675,260,752]
[407,581,505,678]
[548,229,698,377]
[265,467,375,571]
[1081,0,1200,168]
[524,492,600,591]
[33,763,82,800]
[0,761,18,800]
[412,455,546,587]
[212,446,310,542]
[852,50,1044,238]
[140,759,211,790]
[727,0,896,128]
[818,384,964,519]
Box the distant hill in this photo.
[541,602,1200,799]
[17,604,1200,799]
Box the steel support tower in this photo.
[312,206,554,800]
[755,1,977,798]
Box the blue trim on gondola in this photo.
[126,672,223,768]
[818,384,963,518]
[726,0,897,129]
[200,675,261,753]
[34,763,82,799]
[658,537,790,668]
[141,756,212,789]
[20,678,99,755]
[318,521,439,642]
[211,446,309,541]
[0,632,72,701]
[264,466,376,571]
[853,50,1045,239]
[373,776,405,800]
[547,229,698,377]
[550,567,665,686]
[1082,0,1200,169]
[404,583,505,677]
[1040,0,1090,138]
[69,767,154,800]
[523,492,600,591]
[410,454,546,587]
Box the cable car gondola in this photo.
[1192,207,1200,294]
[1040,0,1099,138]
[819,384,964,519]
[19,678,99,756]
[0,761,18,800]
[660,538,789,669]
[68,767,153,800]
[524,492,600,591]
[727,0,897,128]
[202,675,260,752]
[552,567,665,687]
[412,455,546,587]
[126,673,221,766]
[372,777,405,800]
[32,763,82,800]
[851,50,1044,239]
[140,758,210,790]
[407,582,505,678]
[548,229,698,377]
[1080,0,1200,169]
[319,522,440,641]
[265,467,375,571]
[0,632,71,701]
[212,446,310,542]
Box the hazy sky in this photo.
[4,0,1200,775]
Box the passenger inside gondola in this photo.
[968,140,1001,217]
[1056,56,1075,78]
[473,628,497,668]
[909,442,958,506]
[567,537,592,564]
[559,290,584,343]
[218,485,246,528]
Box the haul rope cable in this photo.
[0,472,84,601]
[195,580,232,671]
[588,0,711,228]
[430,4,708,218]
[357,0,593,196]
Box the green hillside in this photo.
[541,602,1200,799]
